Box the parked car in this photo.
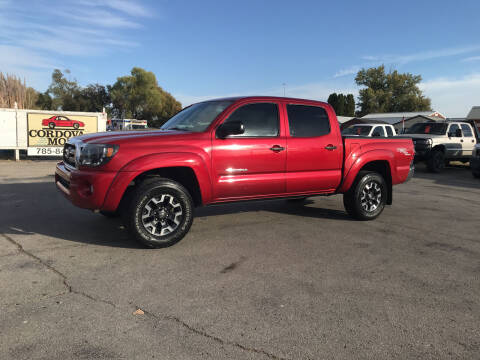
[42,115,85,129]
[342,124,396,137]
[471,144,480,178]
[55,96,414,248]
[399,121,478,173]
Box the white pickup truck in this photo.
[400,121,478,172]
[342,124,397,137]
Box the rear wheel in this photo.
[123,178,194,248]
[427,149,445,173]
[344,171,387,221]
[73,123,79,129]
[49,122,55,129]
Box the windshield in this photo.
[406,123,447,135]
[342,125,372,136]
[161,100,234,132]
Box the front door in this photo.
[446,123,463,158]
[211,102,286,201]
[284,103,343,193]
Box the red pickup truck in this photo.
[55,96,414,248]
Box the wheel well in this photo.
[126,167,202,207]
[359,161,393,205]
[432,145,445,153]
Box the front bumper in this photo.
[55,162,117,210]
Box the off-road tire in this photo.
[427,149,445,173]
[123,178,194,248]
[343,171,387,221]
[49,122,55,129]
[73,123,79,129]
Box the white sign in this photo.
[27,147,64,156]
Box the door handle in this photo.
[269,145,285,152]
[325,144,337,151]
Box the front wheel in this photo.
[343,171,387,221]
[49,122,55,129]
[427,149,445,173]
[123,178,194,248]
[73,123,79,129]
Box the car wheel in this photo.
[473,171,480,179]
[427,149,445,173]
[49,122,55,129]
[343,171,387,221]
[99,210,119,218]
[123,178,194,248]
[73,123,79,129]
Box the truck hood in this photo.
[71,129,191,144]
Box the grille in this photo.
[63,143,76,167]
[57,175,70,189]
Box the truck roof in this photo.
[198,96,330,107]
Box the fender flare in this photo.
[338,149,395,193]
[101,152,212,211]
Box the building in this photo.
[392,115,440,133]
[336,116,354,124]
[466,106,480,131]
[360,111,446,133]
[340,118,387,131]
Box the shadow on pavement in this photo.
[0,181,348,248]
[413,162,479,190]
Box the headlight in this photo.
[78,144,118,167]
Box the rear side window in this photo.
[287,104,330,137]
[461,124,473,137]
[386,126,394,137]
[372,126,385,137]
[224,103,279,137]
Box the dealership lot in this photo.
[1,160,479,359]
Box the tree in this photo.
[355,65,431,116]
[0,72,40,109]
[327,92,355,116]
[47,69,81,110]
[109,67,182,127]
[35,92,53,110]
[345,94,355,117]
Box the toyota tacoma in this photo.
[55,96,414,248]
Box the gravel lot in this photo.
[1,160,479,359]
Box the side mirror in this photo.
[216,121,244,139]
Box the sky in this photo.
[1,0,480,117]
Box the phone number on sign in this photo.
[27,147,64,156]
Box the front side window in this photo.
[461,124,473,137]
[161,100,233,132]
[287,104,330,137]
[449,124,461,137]
[223,103,279,137]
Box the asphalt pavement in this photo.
[1,160,479,359]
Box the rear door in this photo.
[461,123,476,157]
[284,102,343,193]
[211,101,286,200]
